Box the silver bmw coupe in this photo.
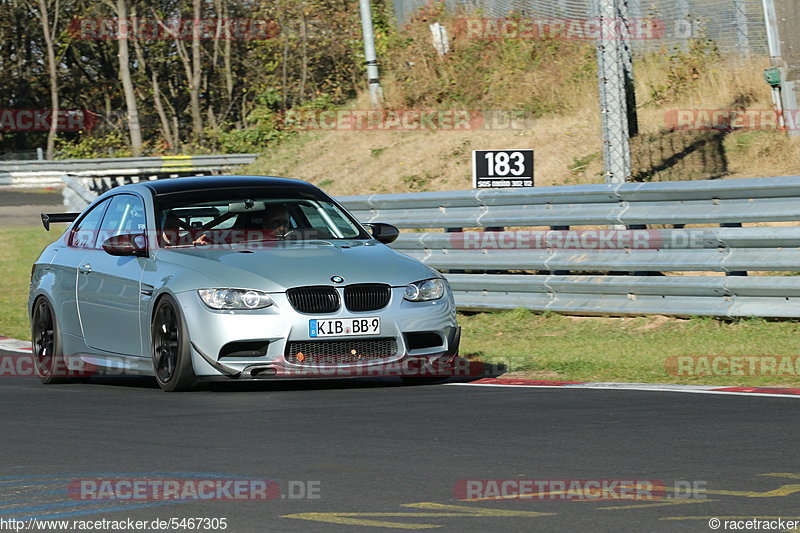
[30,176,460,391]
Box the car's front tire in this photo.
[151,295,197,392]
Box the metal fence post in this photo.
[768,0,800,137]
[594,0,632,184]
[359,0,384,108]
[619,0,638,138]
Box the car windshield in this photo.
[156,189,367,248]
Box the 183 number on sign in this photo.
[472,149,534,188]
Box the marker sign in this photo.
[472,149,534,188]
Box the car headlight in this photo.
[198,288,273,310]
[404,278,446,302]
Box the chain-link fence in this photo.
[392,0,766,55]
[391,0,768,184]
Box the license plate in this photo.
[309,317,380,337]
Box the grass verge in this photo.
[2,227,799,387]
[461,309,800,387]
[0,226,62,340]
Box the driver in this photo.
[263,204,291,236]
[192,203,292,246]
[160,212,187,246]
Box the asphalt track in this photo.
[0,188,64,227]
[0,346,798,533]
[0,189,62,207]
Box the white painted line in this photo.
[447,382,800,399]
[577,381,718,391]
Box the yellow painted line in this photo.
[159,167,197,174]
[281,502,556,529]
[700,484,800,498]
[401,502,552,515]
[598,499,718,510]
[160,156,194,168]
[760,473,800,479]
[661,516,800,521]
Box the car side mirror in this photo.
[365,223,399,244]
[102,233,148,257]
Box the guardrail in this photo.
[2,153,257,189]
[62,174,800,318]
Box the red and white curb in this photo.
[450,378,800,398]
[0,336,31,353]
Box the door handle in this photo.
[78,264,92,274]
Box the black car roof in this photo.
[142,175,319,196]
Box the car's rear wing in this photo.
[41,213,80,231]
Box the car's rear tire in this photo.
[32,297,71,384]
[151,295,196,392]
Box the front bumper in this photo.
[175,287,459,379]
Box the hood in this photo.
[154,240,438,293]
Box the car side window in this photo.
[96,195,147,247]
[69,199,109,249]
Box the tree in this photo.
[103,0,143,155]
[34,0,60,159]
